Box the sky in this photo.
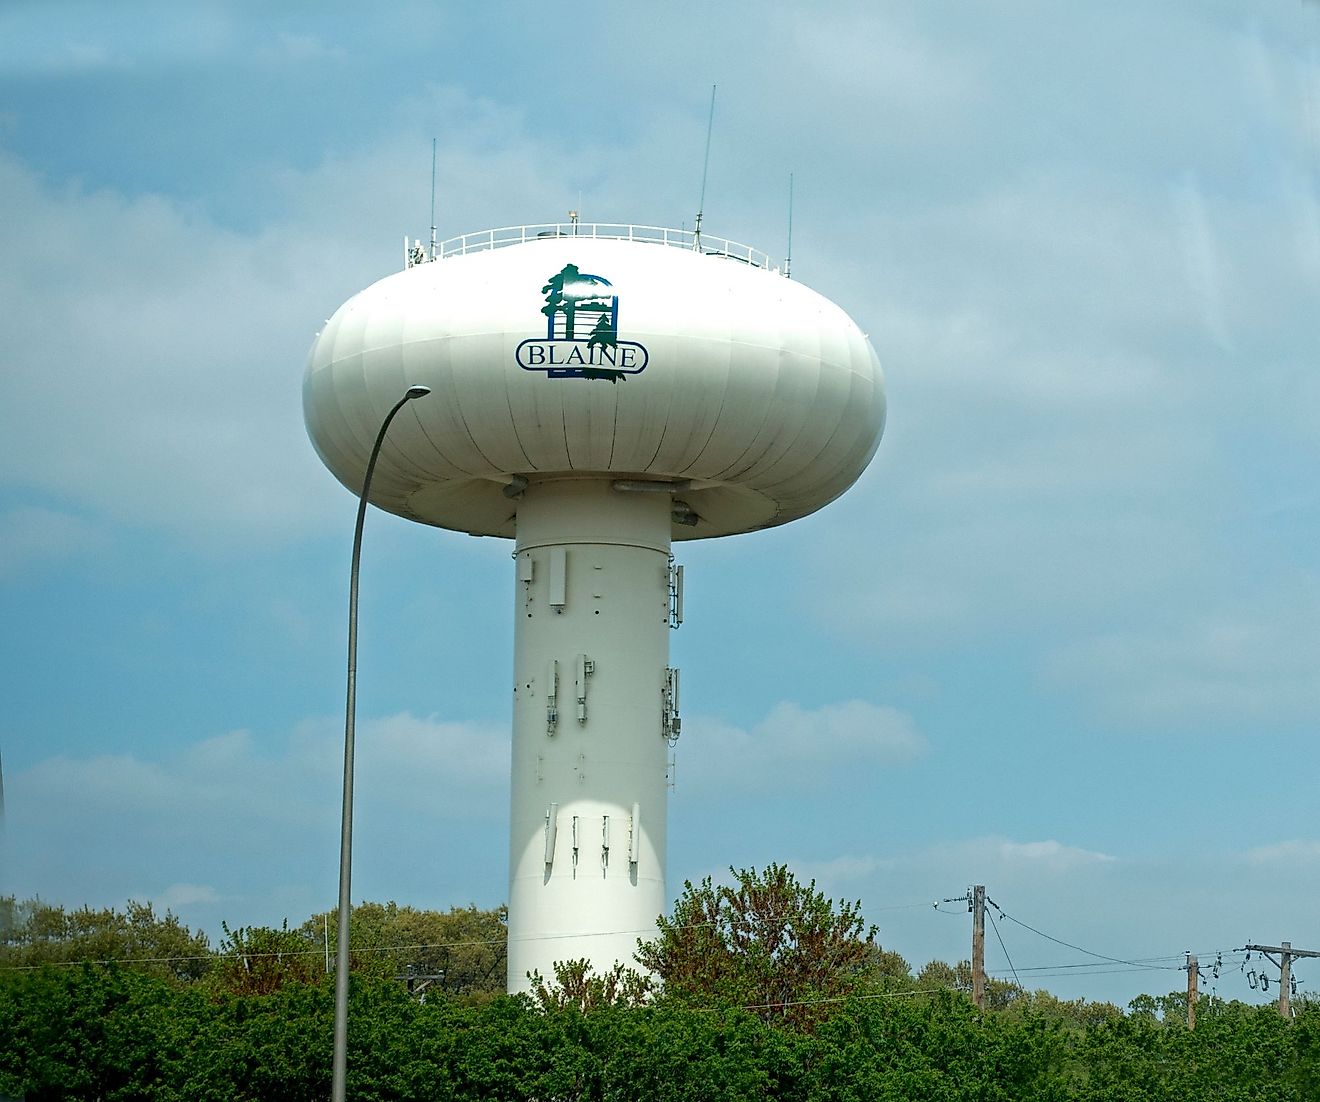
[2,0,1319,1010]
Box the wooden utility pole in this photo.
[971,885,986,1010]
[1185,952,1198,1030]
[1244,941,1320,1018]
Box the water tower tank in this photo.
[303,224,885,990]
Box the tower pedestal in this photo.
[506,477,673,991]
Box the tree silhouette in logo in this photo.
[539,263,625,381]
[583,313,624,382]
[542,264,615,340]
[586,312,617,352]
[541,263,581,338]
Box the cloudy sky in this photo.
[3,1,1319,1008]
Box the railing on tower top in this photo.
[405,224,778,273]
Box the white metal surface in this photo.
[301,228,886,992]
[507,478,671,990]
[303,233,885,541]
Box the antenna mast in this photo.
[693,84,716,249]
[428,138,438,261]
[785,173,794,279]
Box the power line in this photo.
[985,906,1021,988]
[990,903,1181,973]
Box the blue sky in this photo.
[2,0,1319,1008]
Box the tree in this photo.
[916,957,1027,1010]
[635,864,877,1030]
[295,901,508,1000]
[0,896,212,982]
[211,920,321,996]
[528,958,652,1012]
[861,943,914,988]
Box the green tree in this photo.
[1006,989,1125,1029]
[529,958,652,1012]
[636,863,877,1030]
[210,919,321,996]
[0,963,197,1100]
[0,895,211,982]
[297,901,507,1000]
[916,957,1026,1010]
[861,943,915,988]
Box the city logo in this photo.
[515,263,649,382]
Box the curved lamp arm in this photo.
[332,383,430,1102]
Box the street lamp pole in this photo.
[332,384,430,1102]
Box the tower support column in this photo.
[506,477,672,991]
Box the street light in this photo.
[332,383,430,1102]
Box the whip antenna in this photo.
[785,172,794,279]
[693,84,716,249]
[428,138,438,261]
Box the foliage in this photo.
[4,891,1317,1099]
[0,895,212,982]
[636,863,877,1030]
[1005,989,1126,1029]
[210,919,322,996]
[528,957,653,1012]
[916,957,1029,1010]
[0,895,507,1004]
[2,965,1319,1101]
[295,900,507,1000]
[862,943,916,987]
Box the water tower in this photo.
[303,224,885,991]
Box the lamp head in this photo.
[404,385,432,400]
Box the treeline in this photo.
[2,869,1318,1099]
[3,965,1316,1100]
[0,895,506,1000]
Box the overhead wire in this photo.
[985,906,1021,988]
[0,896,1291,1009]
[989,902,1181,972]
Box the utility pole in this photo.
[1185,952,1198,1029]
[971,885,986,1010]
[1243,941,1320,1018]
[940,886,987,1008]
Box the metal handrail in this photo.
[410,224,778,272]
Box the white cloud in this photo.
[1171,173,1232,349]
[354,711,508,793]
[5,711,509,929]
[791,853,893,885]
[998,839,1116,869]
[1044,593,1320,729]
[267,32,346,63]
[906,836,1118,880]
[0,505,107,578]
[1243,840,1320,865]
[0,153,340,547]
[679,700,926,791]
[1,2,242,73]
[157,882,219,907]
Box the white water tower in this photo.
[303,224,885,991]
